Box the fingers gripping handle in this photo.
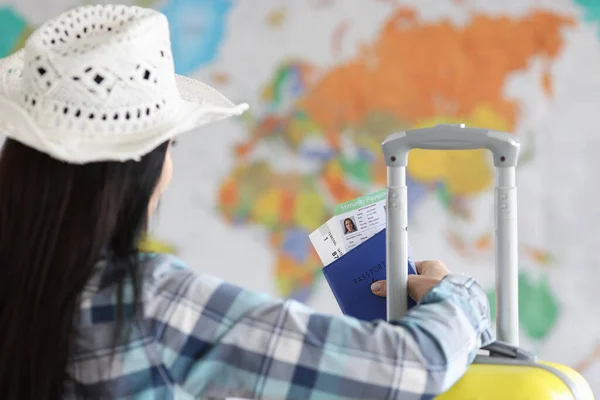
[381,124,521,346]
[381,124,520,168]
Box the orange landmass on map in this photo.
[299,9,573,132]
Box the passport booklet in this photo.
[309,190,417,321]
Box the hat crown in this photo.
[17,5,182,136]
[0,4,248,164]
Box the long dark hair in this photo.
[0,137,170,399]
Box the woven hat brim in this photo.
[0,50,249,164]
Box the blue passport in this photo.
[322,228,417,321]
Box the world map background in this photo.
[1,0,600,394]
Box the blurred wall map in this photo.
[1,0,600,393]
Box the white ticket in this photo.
[310,189,388,266]
[308,216,347,266]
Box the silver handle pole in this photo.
[386,165,409,320]
[495,166,519,345]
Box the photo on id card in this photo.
[334,189,387,252]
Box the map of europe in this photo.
[218,8,570,336]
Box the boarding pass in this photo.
[309,189,387,266]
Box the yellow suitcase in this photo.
[439,342,595,399]
[381,124,595,399]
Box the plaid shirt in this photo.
[68,252,494,399]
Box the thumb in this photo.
[370,280,386,297]
[413,260,424,274]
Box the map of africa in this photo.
[1,0,599,393]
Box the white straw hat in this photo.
[0,4,249,163]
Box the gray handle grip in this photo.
[381,124,520,167]
[382,123,521,346]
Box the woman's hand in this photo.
[370,260,451,302]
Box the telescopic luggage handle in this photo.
[381,124,521,346]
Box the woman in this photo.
[0,5,493,400]
[343,217,358,234]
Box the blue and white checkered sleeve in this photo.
[144,257,493,400]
